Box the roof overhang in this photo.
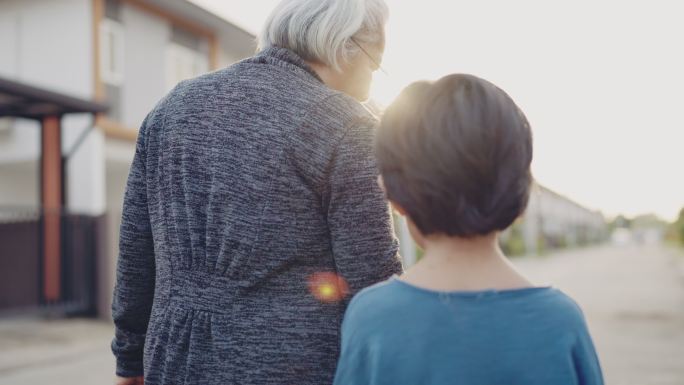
[141,0,257,59]
[0,77,108,121]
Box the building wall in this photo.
[0,160,39,208]
[517,185,607,255]
[0,119,41,169]
[120,4,170,129]
[0,5,20,79]
[0,0,93,98]
[64,114,107,215]
[0,0,106,215]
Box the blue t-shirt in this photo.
[334,277,603,385]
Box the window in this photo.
[100,19,125,86]
[165,26,209,92]
[165,43,209,92]
[104,83,123,122]
[100,11,124,121]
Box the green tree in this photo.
[500,222,527,257]
[677,208,684,245]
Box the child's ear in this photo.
[390,201,408,217]
[377,175,386,194]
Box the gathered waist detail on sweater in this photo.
[168,269,249,314]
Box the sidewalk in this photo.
[671,244,684,278]
[0,317,116,385]
[516,244,684,385]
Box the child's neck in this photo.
[400,233,533,292]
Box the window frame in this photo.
[99,18,125,87]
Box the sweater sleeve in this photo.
[572,324,605,385]
[288,94,403,295]
[110,111,157,378]
[324,109,402,295]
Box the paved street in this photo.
[516,244,684,385]
[1,244,683,384]
[0,318,115,384]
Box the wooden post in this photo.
[209,34,220,70]
[41,115,63,302]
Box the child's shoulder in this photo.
[544,289,585,314]
[529,288,591,330]
[349,277,404,308]
[344,277,408,323]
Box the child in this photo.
[333,74,604,385]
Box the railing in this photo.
[0,206,105,317]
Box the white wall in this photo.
[64,114,107,215]
[0,160,39,208]
[0,7,20,76]
[120,4,170,129]
[0,119,41,164]
[0,0,93,98]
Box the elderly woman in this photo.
[111,0,401,384]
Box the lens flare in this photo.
[308,272,349,303]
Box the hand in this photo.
[115,376,144,385]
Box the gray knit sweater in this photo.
[111,47,402,385]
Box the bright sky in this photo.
[191,0,684,221]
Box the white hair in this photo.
[258,0,389,71]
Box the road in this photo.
[516,244,684,385]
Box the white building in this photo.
[0,0,255,317]
[515,184,608,255]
